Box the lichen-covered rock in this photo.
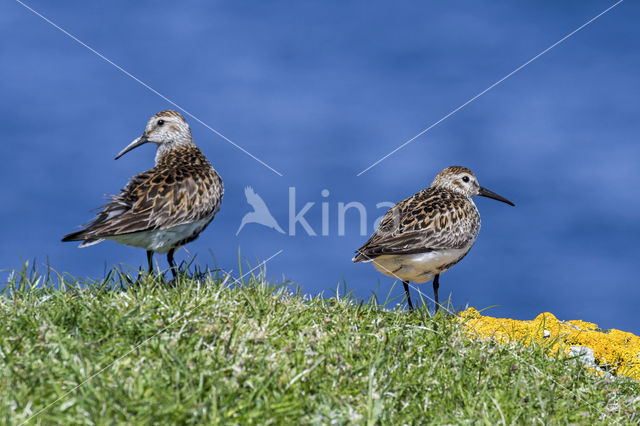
[458,308,640,380]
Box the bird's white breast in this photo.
[371,246,472,283]
[109,216,213,253]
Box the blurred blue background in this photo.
[1,1,638,332]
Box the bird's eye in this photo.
[157,119,165,126]
[462,176,470,183]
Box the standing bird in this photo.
[62,110,224,279]
[353,166,513,312]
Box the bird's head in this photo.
[115,110,193,160]
[431,166,515,206]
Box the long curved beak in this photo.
[115,134,149,160]
[478,186,515,206]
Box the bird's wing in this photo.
[354,188,478,261]
[63,165,223,241]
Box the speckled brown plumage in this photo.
[353,166,514,311]
[66,145,222,241]
[63,110,224,277]
[353,185,481,261]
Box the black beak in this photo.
[115,134,149,160]
[478,186,515,206]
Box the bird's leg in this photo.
[403,281,414,311]
[146,251,154,274]
[167,249,177,280]
[134,250,154,286]
[433,274,440,313]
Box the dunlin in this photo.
[353,166,514,312]
[62,110,224,278]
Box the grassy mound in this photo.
[1,263,639,423]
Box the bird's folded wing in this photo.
[354,196,475,261]
[72,167,222,239]
[355,229,441,259]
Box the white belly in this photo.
[371,247,470,283]
[108,217,212,253]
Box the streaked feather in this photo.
[62,144,223,243]
[354,186,480,262]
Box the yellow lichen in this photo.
[458,308,640,381]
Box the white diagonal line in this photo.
[21,249,284,425]
[357,0,624,176]
[14,0,284,177]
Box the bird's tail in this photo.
[352,251,373,263]
[61,229,87,242]
[61,230,104,248]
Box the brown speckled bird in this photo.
[353,166,514,312]
[62,110,224,278]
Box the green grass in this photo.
[1,261,639,424]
